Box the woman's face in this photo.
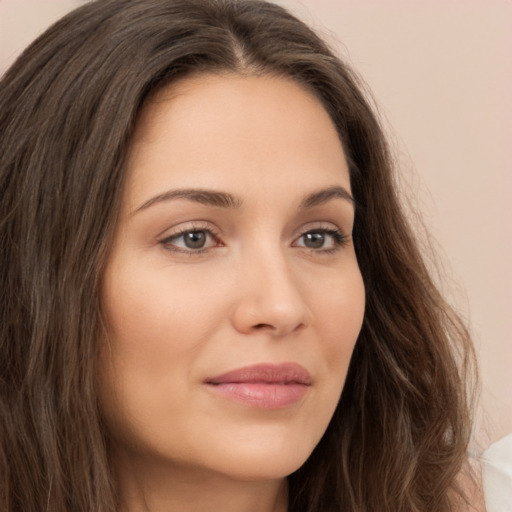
[100,73,365,481]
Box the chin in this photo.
[206,452,311,482]
[191,426,323,481]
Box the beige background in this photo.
[1,0,510,449]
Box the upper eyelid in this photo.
[160,225,346,251]
[164,228,217,241]
[294,221,347,236]
[158,220,347,239]
[294,227,347,242]
[158,221,219,240]
[159,226,221,254]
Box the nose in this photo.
[231,250,313,337]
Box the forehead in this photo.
[124,73,350,209]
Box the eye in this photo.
[294,228,348,251]
[160,228,219,252]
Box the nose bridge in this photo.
[231,238,312,336]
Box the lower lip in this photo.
[205,382,309,409]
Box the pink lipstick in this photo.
[204,363,311,409]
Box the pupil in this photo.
[304,232,324,248]
[184,231,206,249]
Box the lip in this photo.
[204,362,311,409]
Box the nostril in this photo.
[254,323,272,330]
[251,322,306,334]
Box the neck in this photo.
[113,450,288,512]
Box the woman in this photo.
[0,0,481,511]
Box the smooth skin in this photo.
[99,73,366,512]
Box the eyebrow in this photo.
[133,188,243,214]
[133,184,354,215]
[299,186,354,209]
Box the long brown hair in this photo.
[0,1,476,511]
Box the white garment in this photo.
[482,433,512,511]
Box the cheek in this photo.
[101,253,227,357]
[97,253,234,417]
[314,268,365,384]
[98,255,204,432]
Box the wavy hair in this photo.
[0,1,476,511]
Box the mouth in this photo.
[204,362,311,409]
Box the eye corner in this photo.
[158,222,224,255]
[292,225,349,253]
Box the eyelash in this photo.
[294,227,349,254]
[159,224,349,255]
[160,223,221,254]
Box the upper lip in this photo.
[204,362,312,385]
